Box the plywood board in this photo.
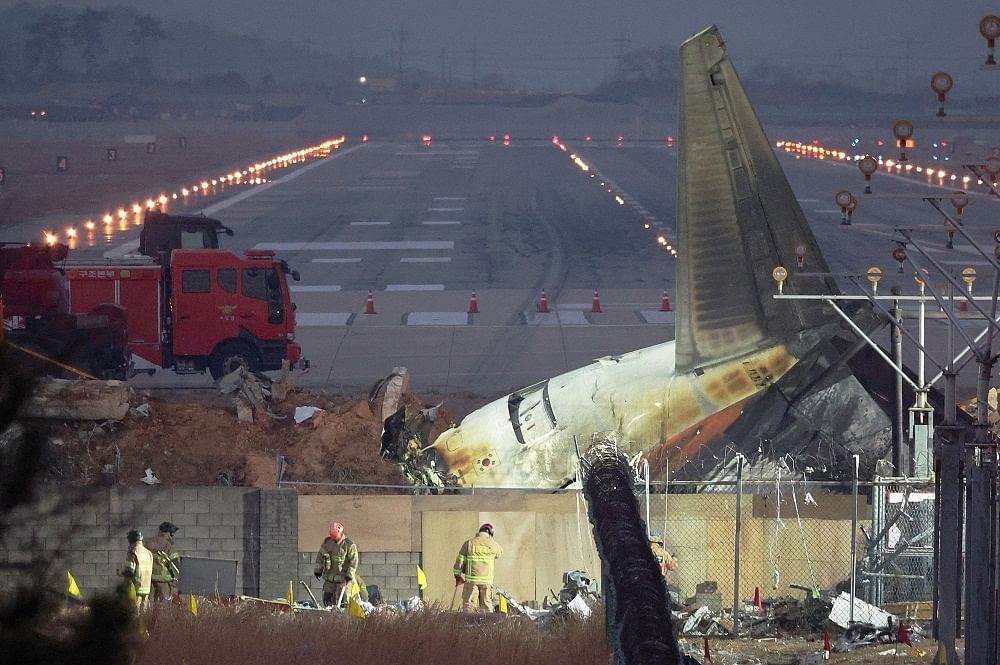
[533,510,600,602]
[421,511,478,606]
[298,495,412,553]
[480,511,536,603]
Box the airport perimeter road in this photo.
[119,138,680,394]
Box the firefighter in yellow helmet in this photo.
[120,529,153,611]
[453,523,503,612]
[313,521,359,608]
[649,530,678,577]
[147,521,181,602]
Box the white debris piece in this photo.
[141,468,160,485]
[682,606,712,634]
[294,406,323,424]
[566,595,591,618]
[829,592,894,629]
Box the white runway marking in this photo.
[312,258,362,263]
[401,257,451,263]
[428,207,464,211]
[405,312,469,326]
[256,241,454,251]
[291,285,342,292]
[351,221,390,226]
[297,313,354,326]
[434,196,466,201]
[798,198,820,202]
[386,284,445,291]
[422,221,462,225]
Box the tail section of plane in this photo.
[675,26,841,373]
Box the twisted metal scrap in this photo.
[581,436,681,665]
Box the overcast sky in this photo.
[4,0,998,90]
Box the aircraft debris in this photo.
[294,406,323,424]
[140,467,160,485]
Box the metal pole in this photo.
[850,454,859,625]
[732,455,744,633]
[964,269,1000,664]
[893,299,908,475]
[642,459,651,536]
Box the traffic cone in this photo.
[537,289,549,313]
[753,586,763,616]
[823,630,832,659]
[468,290,480,314]
[591,289,602,313]
[364,290,376,314]
[660,289,671,312]
[960,300,968,312]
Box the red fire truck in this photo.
[66,247,303,379]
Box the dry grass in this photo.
[136,605,609,665]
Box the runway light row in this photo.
[553,139,678,259]
[42,136,347,248]
[776,140,991,190]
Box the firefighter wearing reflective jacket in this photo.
[146,521,181,602]
[120,529,153,611]
[313,521,358,607]
[453,523,503,612]
[649,530,678,577]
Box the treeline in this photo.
[1,6,165,84]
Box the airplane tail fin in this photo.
[675,26,840,373]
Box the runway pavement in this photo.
[15,132,1000,398]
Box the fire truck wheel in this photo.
[209,342,260,380]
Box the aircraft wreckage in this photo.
[384,26,941,488]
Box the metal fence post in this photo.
[732,455,745,632]
[850,454,860,625]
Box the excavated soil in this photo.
[41,387,478,492]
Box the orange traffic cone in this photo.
[538,289,549,313]
[660,289,671,312]
[364,289,376,314]
[468,290,480,314]
[591,290,602,313]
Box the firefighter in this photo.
[313,521,359,608]
[649,530,678,577]
[453,523,503,612]
[120,529,153,611]
[146,521,181,602]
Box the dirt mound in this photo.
[43,387,469,491]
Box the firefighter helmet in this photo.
[479,523,495,536]
[329,522,345,541]
[127,529,143,544]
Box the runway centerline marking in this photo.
[386,284,445,291]
[291,285,342,292]
[401,257,451,263]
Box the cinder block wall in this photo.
[296,550,421,604]
[0,486,257,598]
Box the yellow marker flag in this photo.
[416,565,427,590]
[349,578,360,598]
[348,595,367,618]
[286,580,294,607]
[188,592,199,617]
[127,580,137,600]
[498,594,508,614]
[66,571,82,599]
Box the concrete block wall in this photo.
[0,486,255,598]
[297,550,422,604]
[256,489,298,600]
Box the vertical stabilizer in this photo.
[675,26,839,373]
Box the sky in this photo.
[4,0,999,91]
